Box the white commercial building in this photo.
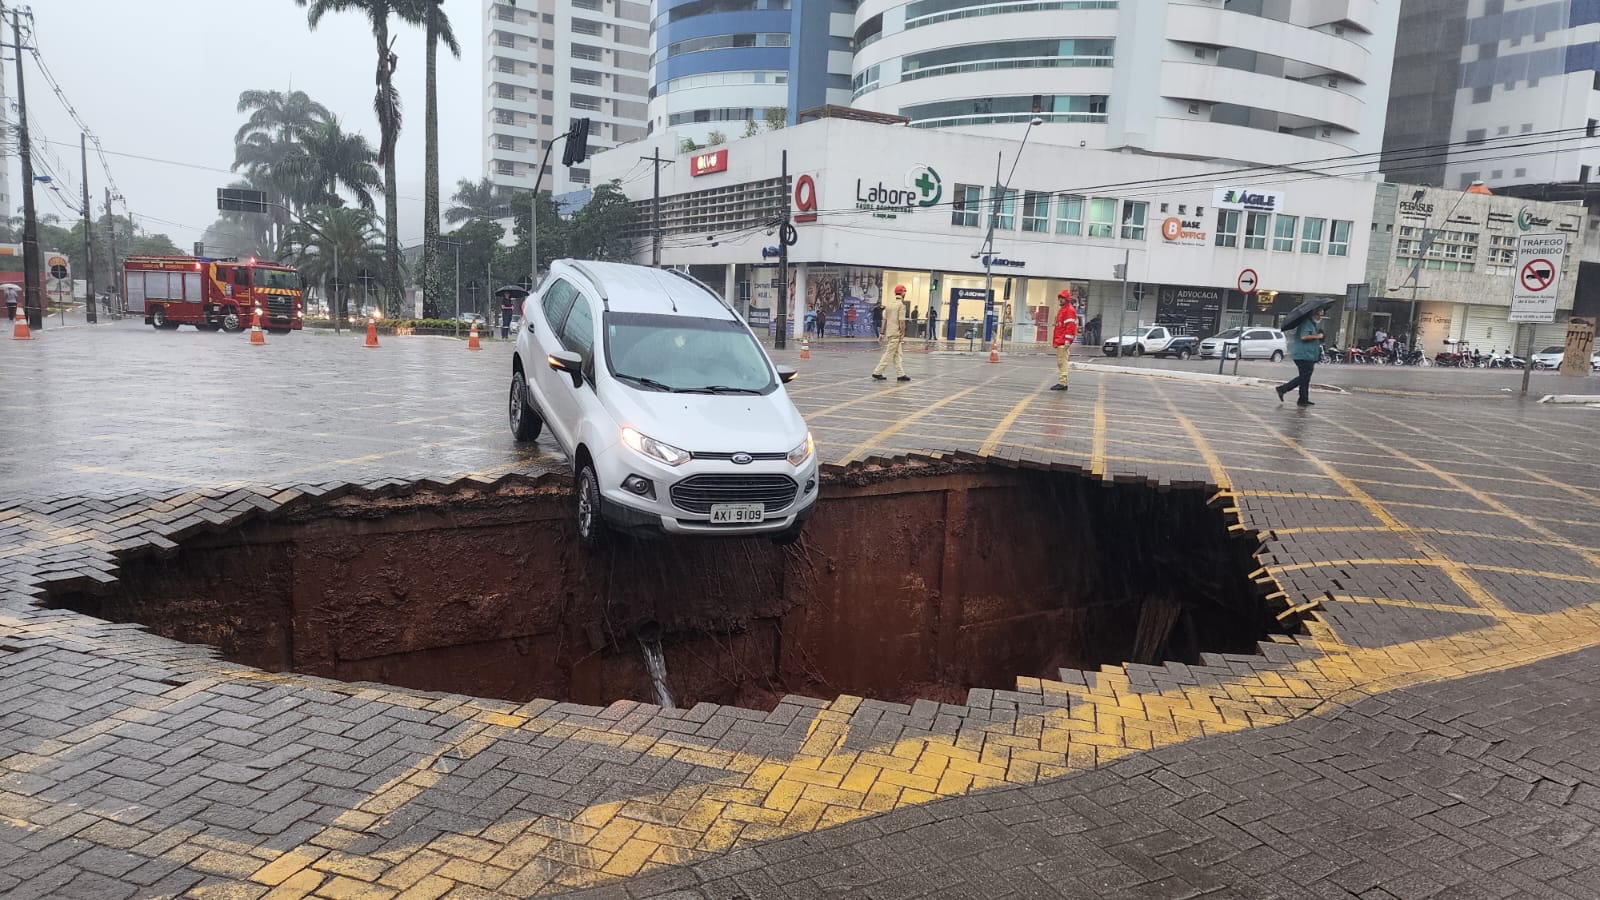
[1365,182,1585,355]
[848,0,1399,167]
[592,118,1379,346]
[481,0,652,198]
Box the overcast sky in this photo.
[13,0,483,251]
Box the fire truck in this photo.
[125,255,303,333]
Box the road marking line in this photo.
[1091,382,1107,477]
[979,378,1053,456]
[1154,385,1231,490]
[840,380,996,464]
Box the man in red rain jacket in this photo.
[1050,289,1079,392]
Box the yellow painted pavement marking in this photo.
[1091,382,1107,477]
[841,379,997,464]
[978,378,1054,456]
[1329,594,1509,617]
[1154,385,1231,490]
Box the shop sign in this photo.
[1517,206,1552,231]
[690,149,728,177]
[1213,187,1284,213]
[1161,217,1207,245]
[980,255,1024,269]
[1156,286,1223,336]
[794,174,818,223]
[854,163,942,219]
[1398,198,1435,217]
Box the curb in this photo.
[1070,362,1262,387]
[1539,394,1600,405]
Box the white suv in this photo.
[509,260,818,547]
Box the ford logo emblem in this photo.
[731,452,753,465]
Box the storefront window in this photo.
[1328,219,1352,256]
[1054,194,1083,235]
[1087,198,1116,237]
[1022,191,1050,232]
[1273,215,1298,252]
[1300,217,1325,254]
[952,184,982,227]
[989,187,1017,230]
[1215,210,1240,247]
[1120,201,1147,240]
[1244,212,1269,250]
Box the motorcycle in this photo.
[1434,338,1475,368]
[1487,349,1526,369]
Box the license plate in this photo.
[709,504,765,524]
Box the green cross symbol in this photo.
[915,172,937,197]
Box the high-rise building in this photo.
[482,0,652,199]
[646,0,855,147]
[849,0,1398,168]
[1383,0,1600,191]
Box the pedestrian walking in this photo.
[1276,305,1328,407]
[4,285,16,321]
[872,285,911,382]
[804,309,817,337]
[1086,314,1102,346]
[1050,289,1078,391]
[499,293,515,338]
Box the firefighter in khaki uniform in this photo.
[1050,288,1078,391]
[871,285,911,382]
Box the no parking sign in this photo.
[1510,234,1565,323]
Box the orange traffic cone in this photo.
[364,317,380,348]
[799,339,810,360]
[249,307,266,346]
[11,312,32,340]
[468,322,481,351]
[988,338,1000,364]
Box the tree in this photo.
[281,205,385,320]
[505,191,570,286]
[446,177,510,225]
[566,181,638,261]
[295,0,430,316]
[680,138,699,153]
[706,130,727,146]
[234,89,332,147]
[743,118,760,139]
[277,117,381,210]
[419,0,461,320]
[764,106,787,131]
[440,218,505,318]
[61,214,181,293]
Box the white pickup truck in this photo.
[1102,325,1178,357]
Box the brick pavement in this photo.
[2,321,1599,898]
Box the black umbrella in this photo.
[494,284,530,299]
[1280,297,1335,331]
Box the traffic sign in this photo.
[1237,268,1258,294]
[1510,233,1565,323]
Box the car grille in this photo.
[265,296,295,318]
[669,474,798,514]
[692,451,788,461]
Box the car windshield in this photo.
[254,268,299,290]
[606,312,775,394]
[1212,329,1242,340]
[1540,346,1563,354]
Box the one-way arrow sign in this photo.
[1237,268,1258,294]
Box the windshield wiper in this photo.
[696,385,764,394]
[614,373,682,392]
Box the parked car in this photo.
[1199,327,1288,361]
[510,260,817,547]
[1531,346,1564,369]
[1103,326,1179,357]
[1591,349,1599,371]
[1152,335,1200,360]
[457,312,488,326]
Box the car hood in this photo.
[601,379,807,454]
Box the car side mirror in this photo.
[548,351,583,388]
[776,366,797,384]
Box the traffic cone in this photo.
[249,307,266,346]
[799,339,810,360]
[364,317,380,349]
[11,313,32,340]
[988,338,1000,364]
[468,322,482,351]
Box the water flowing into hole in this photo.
[637,622,675,710]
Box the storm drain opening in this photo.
[47,460,1299,711]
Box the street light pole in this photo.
[979,117,1042,351]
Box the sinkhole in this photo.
[46,459,1300,711]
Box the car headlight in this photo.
[787,432,814,466]
[621,427,690,466]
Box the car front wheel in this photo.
[1178,348,1192,360]
[1132,344,1144,357]
[576,463,609,550]
[1271,350,1284,362]
[509,370,544,442]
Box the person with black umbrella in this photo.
[1276,302,1330,406]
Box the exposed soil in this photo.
[49,463,1290,710]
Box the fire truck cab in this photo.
[125,255,302,333]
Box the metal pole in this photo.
[776,150,790,350]
[14,9,42,330]
[80,133,96,324]
[106,188,118,316]
[1116,248,1130,358]
[651,147,663,267]
[527,133,564,289]
[333,244,340,333]
[982,151,1000,348]
[1519,323,1533,396]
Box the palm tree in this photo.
[419,0,460,319]
[234,89,332,147]
[282,206,385,321]
[446,177,509,225]
[279,117,381,210]
[295,0,428,316]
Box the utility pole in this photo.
[776,150,790,350]
[12,9,41,330]
[105,188,119,316]
[1115,249,1130,356]
[651,147,663,266]
[80,134,95,323]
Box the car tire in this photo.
[1133,344,1144,357]
[1178,348,1192,360]
[221,312,243,332]
[509,370,544,443]
[150,306,176,329]
[576,463,609,550]
[1271,350,1284,362]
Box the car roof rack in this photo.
[565,260,610,311]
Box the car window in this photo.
[1150,328,1167,339]
[606,312,776,394]
[1245,330,1269,340]
[1272,330,1284,339]
[1540,346,1563,354]
[541,278,579,332]
[562,294,595,359]
[1213,329,1240,340]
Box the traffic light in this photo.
[562,117,592,166]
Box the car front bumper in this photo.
[593,450,821,537]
